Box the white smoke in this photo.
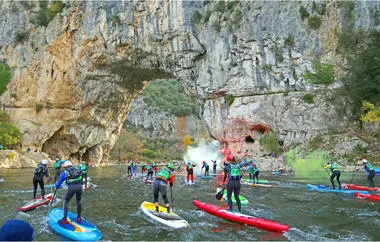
[183,139,225,173]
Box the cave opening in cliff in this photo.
[245,136,255,143]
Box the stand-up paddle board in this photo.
[140,201,189,229]
[48,208,102,241]
[18,193,53,212]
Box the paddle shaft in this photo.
[47,188,57,216]
[170,186,174,212]
[350,162,358,184]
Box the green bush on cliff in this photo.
[0,111,22,149]
[0,62,11,96]
[308,15,322,30]
[299,6,309,21]
[303,93,315,104]
[141,79,200,117]
[110,129,183,162]
[259,133,279,155]
[303,61,334,85]
[15,31,29,43]
[32,1,65,27]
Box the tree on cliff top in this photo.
[343,31,380,118]
[0,111,22,149]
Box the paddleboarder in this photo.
[212,160,217,173]
[223,161,230,183]
[360,159,376,187]
[186,161,196,184]
[55,160,83,224]
[248,160,260,184]
[152,162,158,177]
[127,160,133,177]
[80,161,88,187]
[146,163,154,181]
[153,163,175,213]
[202,161,210,176]
[53,158,64,183]
[324,161,342,190]
[33,159,51,200]
[226,155,247,213]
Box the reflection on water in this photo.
[0,167,379,241]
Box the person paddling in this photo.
[324,161,342,190]
[226,155,248,213]
[223,161,230,183]
[153,163,175,213]
[127,160,133,177]
[247,160,260,184]
[201,161,210,176]
[53,158,64,183]
[145,163,154,181]
[212,160,217,174]
[55,160,83,224]
[152,162,158,177]
[359,159,376,187]
[80,161,88,188]
[33,159,50,200]
[186,161,196,184]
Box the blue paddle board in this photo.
[306,184,369,194]
[197,175,214,179]
[48,208,102,241]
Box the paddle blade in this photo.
[215,189,224,200]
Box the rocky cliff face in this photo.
[0,1,379,165]
[126,98,206,140]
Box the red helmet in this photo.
[227,154,234,161]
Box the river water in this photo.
[0,167,379,241]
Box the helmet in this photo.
[227,154,234,161]
[362,159,368,164]
[41,159,49,165]
[82,161,85,163]
[166,163,175,170]
[188,161,191,164]
[63,160,72,167]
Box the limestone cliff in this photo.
[0,1,378,165]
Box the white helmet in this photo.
[362,159,368,164]
[41,159,49,165]
[63,160,72,167]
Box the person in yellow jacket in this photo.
[324,162,341,190]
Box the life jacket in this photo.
[64,167,82,185]
[54,161,62,169]
[330,163,339,172]
[229,164,241,178]
[152,163,156,167]
[203,163,209,169]
[34,164,47,176]
[145,165,152,171]
[188,164,193,170]
[365,162,374,172]
[80,163,87,172]
[248,165,255,174]
[157,167,171,181]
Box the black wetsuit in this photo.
[33,164,49,199]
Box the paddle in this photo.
[215,186,226,200]
[170,186,174,212]
[350,161,358,184]
[46,188,57,222]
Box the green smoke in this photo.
[285,149,330,181]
